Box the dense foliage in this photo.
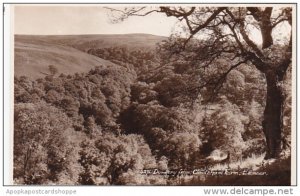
[14,41,291,185]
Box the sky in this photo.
[14,5,178,36]
[14,5,292,47]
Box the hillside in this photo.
[15,33,166,51]
[14,34,166,79]
[15,40,117,79]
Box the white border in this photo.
[3,3,13,186]
[1,1,299,196]
[291,3,297,186]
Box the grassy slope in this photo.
[15,40,117,79]
[15,34,166,51]
[14,34,166,79]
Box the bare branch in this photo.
[222,19,245,53]
[272,18,289,28]
[191,7,227,35]
[239,22,264,58]
[183,16,194,32]
[159,6,195,17]
[104,7,160,23]
[226,9,264,58]
[184,59,247,102]
[246,51,265,72]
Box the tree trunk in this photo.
[262,70,283,159]
[261,26,273,49]
[260,7,273,49]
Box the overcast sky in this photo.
[14,5,292,47]
[14,5,178,36]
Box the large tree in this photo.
[108,6,293,159]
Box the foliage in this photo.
[14,6,293,184]
[202,100,248,160]
[14,103,82,184]
[79,133,165,185]
[88,47,158,76]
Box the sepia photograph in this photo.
[10,3,295,186]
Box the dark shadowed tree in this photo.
[108,6,293,159]
[48,65,58,76]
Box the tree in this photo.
[48,65,58,76]
[203,98,248,160]
[79,133,164,185]
[14,103,81,184]
[109,6,293,159]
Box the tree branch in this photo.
[182,59,247,102]
[226,9,264,58]
[272,18,289,28]
[222,19,245,53]
[247,7,261,21]
[104,7,161,22]
[191,7,227,35]
[159,6,195,17]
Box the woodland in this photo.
[14,6,292,185]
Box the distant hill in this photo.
[15,38,117,79]
[15,33,166,52]
[14,34,166,79]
